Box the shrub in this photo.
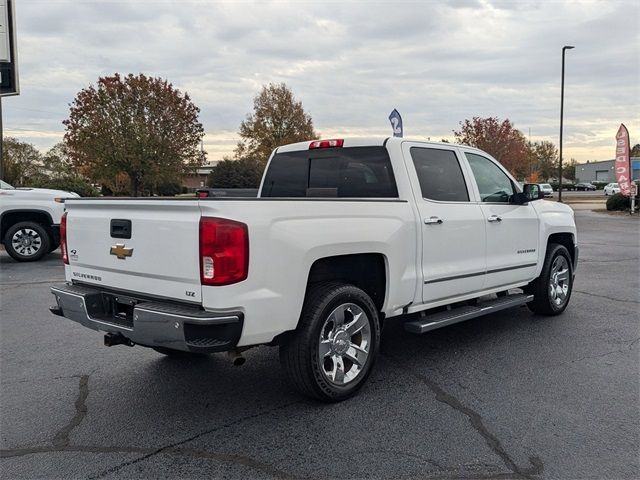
[156,181,183,196]
[606,193,630,211]
[549,182,575,191]
[28,176,99,197]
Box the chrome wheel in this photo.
[11,228,43,257]
[318,303,371,386]
[549,255,570,307]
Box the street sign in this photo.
[0,0,18,96]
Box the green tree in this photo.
[453,117,529,176]
[42,142,75,178]
[207,157,263,188]
[631,143,640,157]
[564,158,578,181]
[63,73,205,196]
[1,137,42,185]
[532,141,558,181]
[235,83,317,165]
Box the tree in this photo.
[531,140,558,181]
[631,144,640,157]
[453,117,529,176]
[42,142,75,178]
[235,83,317,165]
[63,73,205,196]
[564,158,578,181]
[2,137,42,185]
[207,157,263,188]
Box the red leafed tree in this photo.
[63,73,205,196]
[453,117,529,177]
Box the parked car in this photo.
[575,182,597,191]
[603,183,621,195]
[539,183,554,197]
[50,138,577,401]
[0,180,79,262]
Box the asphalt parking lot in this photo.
[1,210,638,479]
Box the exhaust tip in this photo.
[227,349,246,366]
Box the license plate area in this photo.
[100,293,137,328]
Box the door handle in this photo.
[424,216,443,225]
[487,215,502,222]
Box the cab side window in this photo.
[410,147,469,202]
[465,153,515,203]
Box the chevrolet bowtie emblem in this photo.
[110,243,133,259]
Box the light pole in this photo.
[558,45,574,202]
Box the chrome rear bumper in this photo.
[50,283,243,353]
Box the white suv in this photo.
[0,180,79,261]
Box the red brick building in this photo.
[182,161,220,190]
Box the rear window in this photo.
[261,146,398,198]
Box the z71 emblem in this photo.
[110,244,133,259]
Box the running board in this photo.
[404,293,534,334]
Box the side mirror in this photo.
[523,183,545,201]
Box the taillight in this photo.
[309,139,344,149]
[199,217,248,286]
[60,212,69,265]
[197,191,208,198]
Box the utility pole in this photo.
[558,45,575,202]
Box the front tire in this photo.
[4,222,51,262]
[526,244,573,316]
[280,282,380,402]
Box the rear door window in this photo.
[409,147,469,202]
[262,146,398,198]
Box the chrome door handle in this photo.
[487,215,502,222]
[424,216,443,225]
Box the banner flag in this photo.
[615,124,632,197]
[388,109,403,138]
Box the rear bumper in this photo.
[50,283,243,353]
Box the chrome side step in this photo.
[403,293,534,334]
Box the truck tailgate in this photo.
[64,200,202,303]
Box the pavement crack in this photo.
[86,399,303,479]
[52,375,89,448]
[573,290,640,305]
[383,356,543,479]
[0,445,302,479]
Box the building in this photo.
[575,158,640,183]
[182,160,221,190]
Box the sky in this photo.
[3,0,639,163]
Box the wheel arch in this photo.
[270,252,389,347]
[545,232,576,268]
[1,209,55,242]
[304,253,388,313]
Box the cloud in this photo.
[4,0,639,162]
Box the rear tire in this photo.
[280,282,380,402]
[4,221,51,262]
[526,244,573,316]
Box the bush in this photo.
[28,176,99,197]
[550,182,575,191]
[592,181,608,190]
[606,193,631,211]
[156,181,183,196]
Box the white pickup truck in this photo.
[50,138,578,401]
[1,180,79,261]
